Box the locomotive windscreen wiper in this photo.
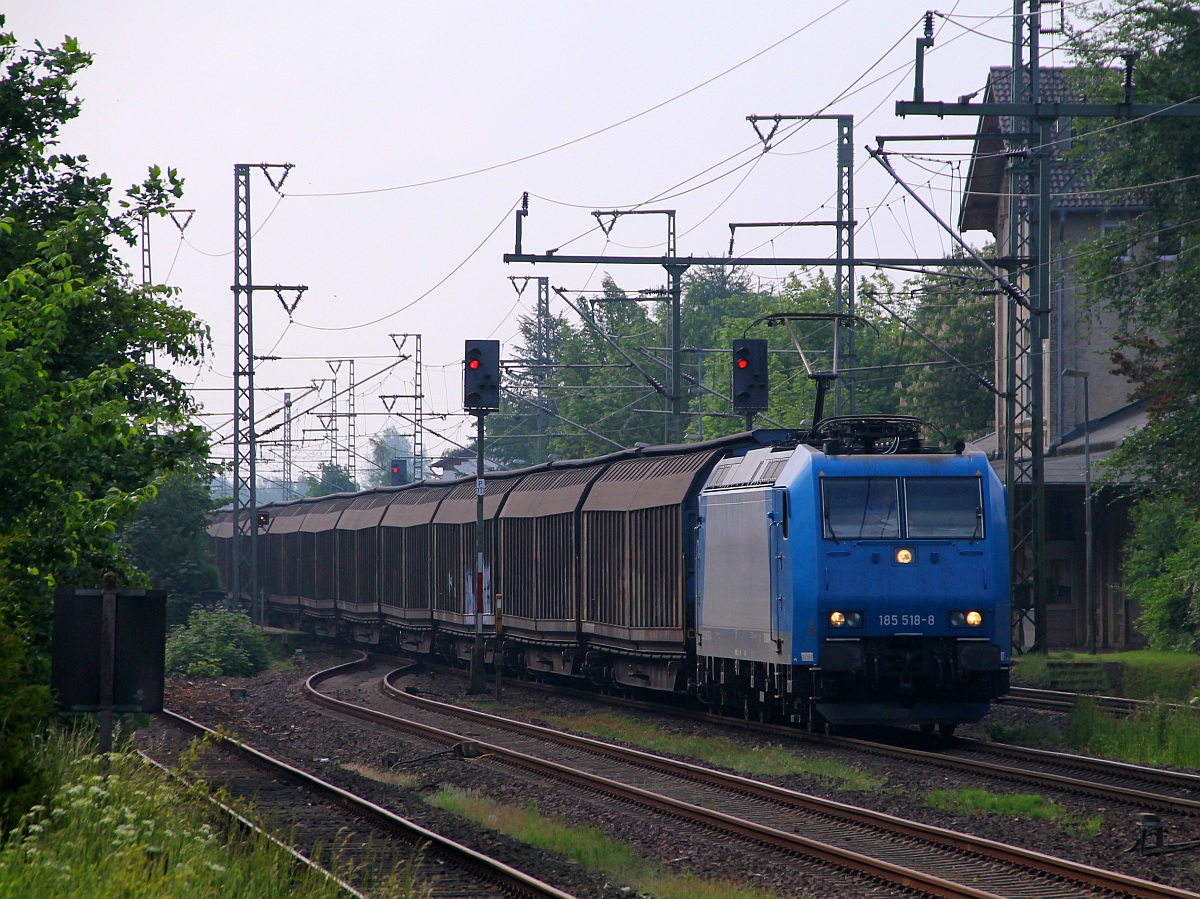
[824,503,840,543]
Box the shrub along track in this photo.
[303,654,1199,899]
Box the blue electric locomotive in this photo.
[695,416,1010,733]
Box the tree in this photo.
[863,263,997,444]
[366,427,413,487]
[304,462,357,497]
[120,467,222,626]
[1069,1,1200,491]
[0,18,210,828]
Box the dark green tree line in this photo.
[485,263,995,465]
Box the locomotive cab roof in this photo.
[804,415,961,456]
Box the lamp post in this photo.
[1063,369,1094,654]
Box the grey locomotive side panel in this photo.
[697,487,791,663]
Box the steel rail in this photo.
[303,656,1198,899]
[157,707,578,899]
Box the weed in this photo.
[539,711,885,791]
[927,787,1101,837]
[429,787,787,899]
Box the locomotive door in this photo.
[769,488,789,656]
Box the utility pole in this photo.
[592,210,684,442]
[231,163,306,610]
[282,392,294,498]
[384,333,423,480]
[323,359,357,483]
[508,277,552,463]
[743,115,856,413]
[894,1,1200,652]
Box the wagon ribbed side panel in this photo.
[580,450,725,651]
[379,484,451,627]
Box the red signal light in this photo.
[468,358,481,369]
[736,358,749,369]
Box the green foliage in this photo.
[526,709,885,790]
[1066,697,1200,770]
[366,427,413,487]
[986,719,1064,749]
[120,468,222,626]
[1069,2,1200,492]
[926,786,1102,837]
[1112,651,1200,701]
[488,262,995,467]
[1013,649,1200,700]
[165,608,270,679]
[0,19,210,646]
[0,631,53,833]
[0,729,363,898]
[430,787,779,899]
[303,462,357,498]
[1122,495,1200,651]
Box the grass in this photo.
[926,787,1102,838]
[1066,697,1200,770]
[0,727,426,899]
[1000,651,1200,768]
[429,786,790,899]
[341,762,424,789]
[532,710,886,791]
[1012,650,1200,701]
[986,718,1064,747]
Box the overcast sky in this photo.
[8,2,1077,481]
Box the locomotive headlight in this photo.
[950,610,984,627]
[895,548,914,564]
[828,610,864,628]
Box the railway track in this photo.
[411,659,1200,819]
[307,655,1200,899]
[139,710,579,899]
[1001,686,1171,717]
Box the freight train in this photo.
[210,416,1011,734]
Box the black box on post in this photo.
[51,589,167,713]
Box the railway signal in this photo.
[731,338,769,417]
[463,339,500,413]
[390,458,407,486]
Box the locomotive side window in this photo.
[904,477,983,539]
[821,478,899,540]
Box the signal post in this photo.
[464,340,500,693]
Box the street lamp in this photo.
[1063,369,1094,654]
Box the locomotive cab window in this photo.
[904,477,983,539]
[821,477,899,540]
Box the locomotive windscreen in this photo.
[821,477,900,540]
[904,477,984,539]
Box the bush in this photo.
[1123,494,1200,651]
[165,608,270,679]
[0,632,54,834]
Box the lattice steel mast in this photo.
[231,163,306,609]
